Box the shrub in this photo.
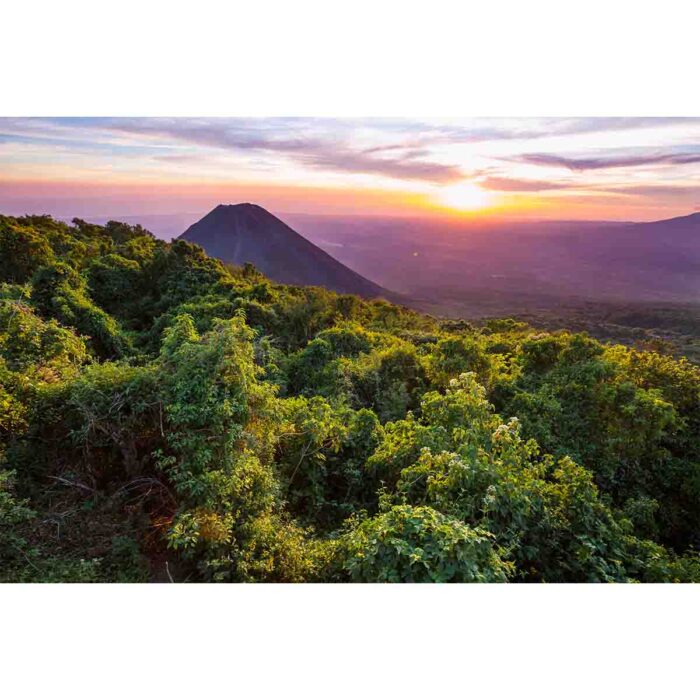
[334,504,512,583]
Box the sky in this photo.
[1,117,699,223]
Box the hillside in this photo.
[1,213,700,583]
[180,204,391,299]
[280,211,700,358]
[286,211,700,305]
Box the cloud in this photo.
[3,117,700,187]
[594,183,700,199]
[12,117,700,182]
[0,117,464,184]
[299,147,462,183]
[529,117,700,138]
[152,153,204,163]
[99,118,464,183]
[479,176,574,192]
[378,117,700,145]
[512,150,700,171]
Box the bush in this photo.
[334,504,512,583]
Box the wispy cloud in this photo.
[480,176,574,192]
[594,183,700,198]
[152,153,204,163]
[377,117,700,145]
[512,149,700,171]
[10,117,700,183]
[0,117,464,184]
[2,117,700,219]
[299,147,463,183]
[99,118,463,183]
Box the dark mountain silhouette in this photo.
[179,204,392,299]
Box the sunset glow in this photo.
[436,182,493,211]
[1,117,699,227]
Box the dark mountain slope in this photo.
[179,204,391,298]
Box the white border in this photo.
[2,584,698,699]
[2,0,700,116]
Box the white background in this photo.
[3,0,699,116]
[2,1,699,698]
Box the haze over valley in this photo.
[67,206,700,307]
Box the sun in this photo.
[437,182,492,211]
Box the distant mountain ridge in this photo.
[282,210,700,308]
[179,204,392,299]
[642,211,700,228]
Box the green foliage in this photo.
[32,262,131,358]
[87,253,143,316]
[333,504,512,582]
[0,217,55,283]
[1,214,699,582]
[370,374,691,581]
[276,398,384,529]
[425,334,492,388]
[0,295,87,377]
[0,470,36,574]
[495,332,700,549]
[340,340,429,422]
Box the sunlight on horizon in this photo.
[1,118,700,222]
[436,182,494,212]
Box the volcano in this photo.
[179,204,390,298]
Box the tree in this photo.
[0,218,55,284]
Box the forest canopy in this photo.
[1,213,699,582]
